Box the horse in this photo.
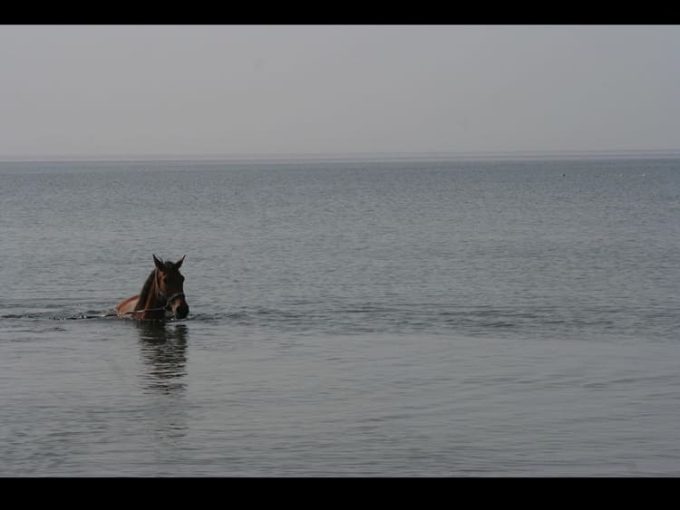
[115,255,189,321]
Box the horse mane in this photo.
[135,269,159,311]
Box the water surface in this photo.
[2,157,680,476]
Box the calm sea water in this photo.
[2,157,680,476]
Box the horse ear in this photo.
[153,254,164,271]
[175,255,186,269]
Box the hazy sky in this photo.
[1,25,679,159]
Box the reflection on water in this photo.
[136,322,188,395]
[135,322,190,452]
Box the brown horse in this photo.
[116,255,189,320]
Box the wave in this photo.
[3,303,678,341]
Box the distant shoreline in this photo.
[2,149,680,164]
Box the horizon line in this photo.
[2,148,680,163]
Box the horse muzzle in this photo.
[165,293,189,319]
[174,302,189,319]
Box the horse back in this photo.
[116,295,139,317]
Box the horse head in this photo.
[153,254,189,319]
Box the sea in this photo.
[2,155,680,477]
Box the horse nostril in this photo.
[175,304,189,319]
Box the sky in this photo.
[1,25,679,159]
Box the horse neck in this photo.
[135,269,163,311]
